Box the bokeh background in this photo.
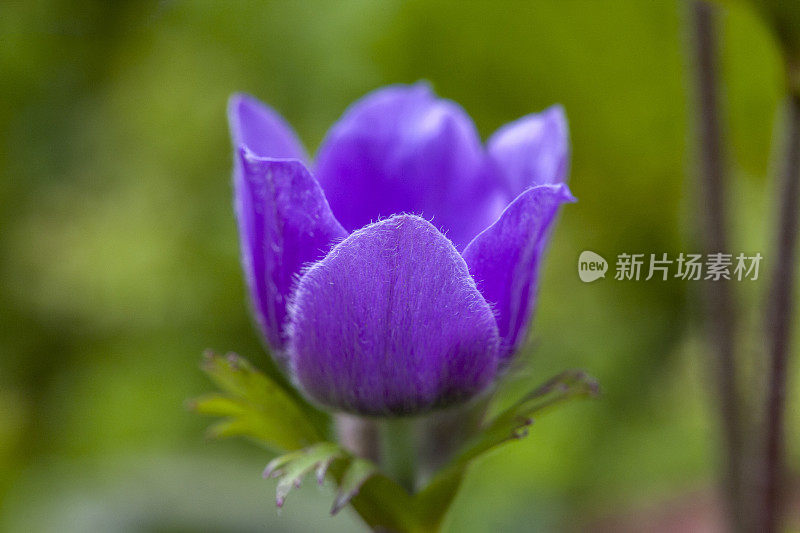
[1,1,798,531]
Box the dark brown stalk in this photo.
[761,91,800,533]
[689,2,745,531]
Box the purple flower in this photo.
[228,83,574,416]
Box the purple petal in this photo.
[287,214,500,416]
[487,105,569,197]
[228,93,307,161]
[462,184,575,361]
[234,151,347,359]
[314,83,506,250]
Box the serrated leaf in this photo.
[269,443,342,507]
[194,352,597,532]
[263,442,419,531]
[190,352,324,452]
[263,450,306,479]
[315,455,335,485]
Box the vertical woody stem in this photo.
[689,2,745,531]
[761,91,800,533]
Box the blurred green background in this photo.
[1,0,797,531]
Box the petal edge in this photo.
[462,184,575,361]
[228,93,308,162]
[235,151,347,360]
[488,105,570,198]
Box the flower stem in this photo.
[335,413,380,464]
[417,401,486,486]
[381,418,418,493]
[689,2,746,530]
[760,91,800,533]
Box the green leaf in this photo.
[191,353,598,532]
[263,449,307,479]
[479,369,601,457]
[264,443,342,507]
[189,351,324,452]
[264,442,422,532]
[415,369,599,530]
[191,353,421,530]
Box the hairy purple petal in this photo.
[488,105,569,198]
[287,215,500,416]
[228,93,307,161]
[234,152,347,359]
[462,184,575,361]
[314,83,506,250]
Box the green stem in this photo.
[381,418,418,493]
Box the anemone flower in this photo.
[228,82,573,416]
